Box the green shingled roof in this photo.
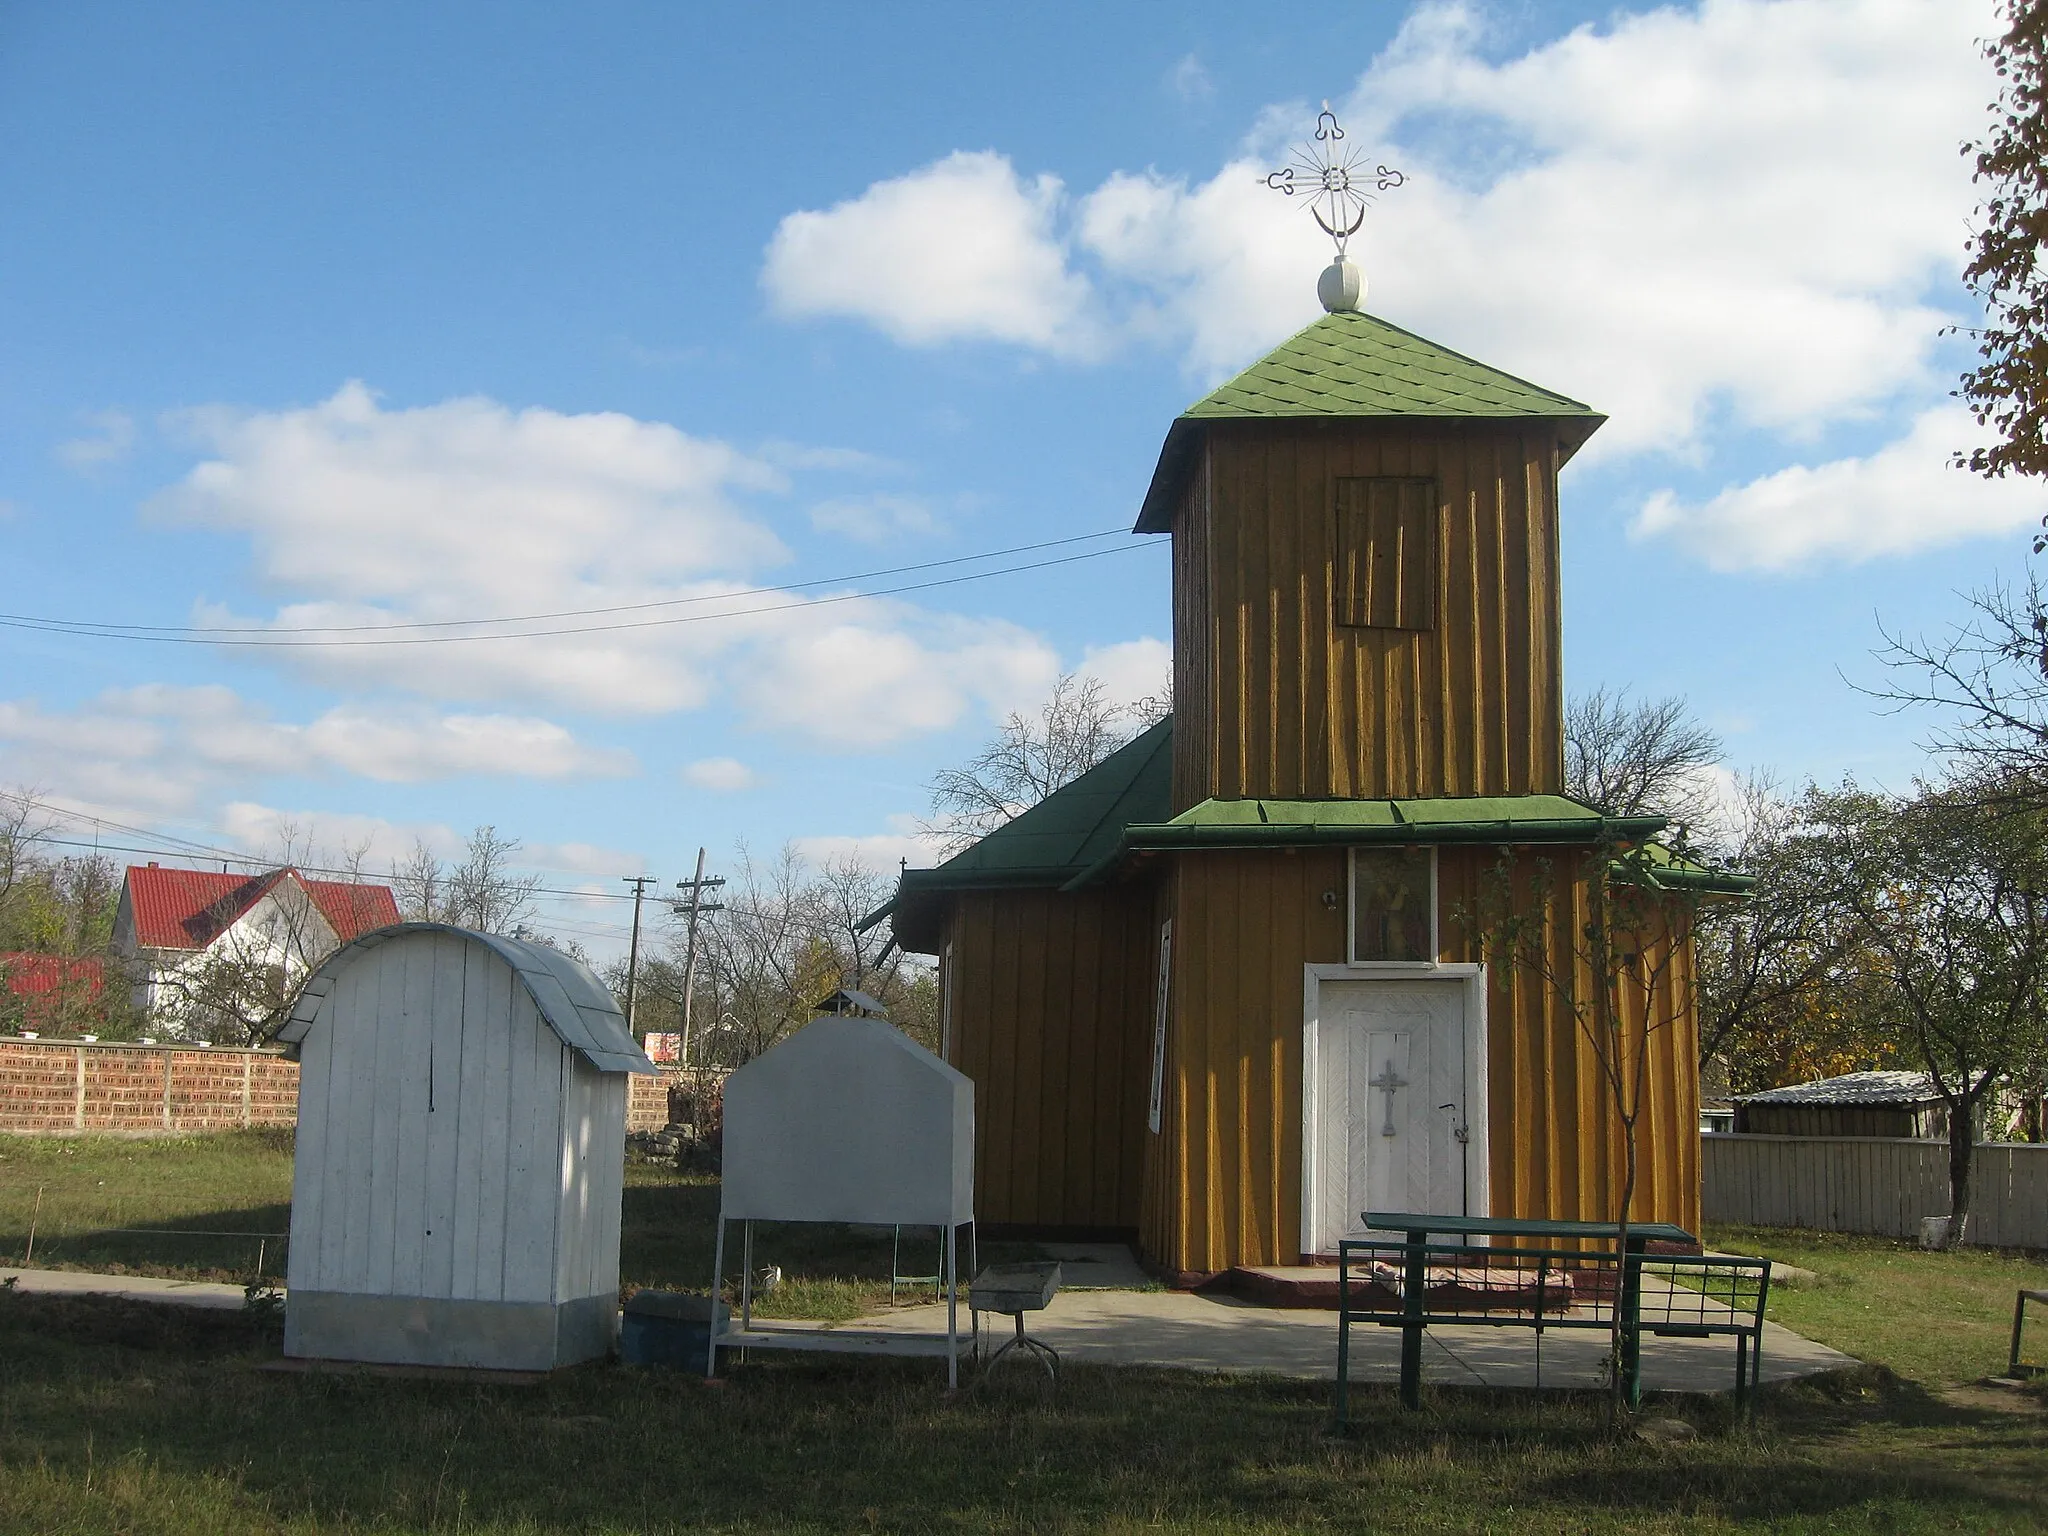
[868,718,1172,952]
[1135,310,1605,532]
[1185,310,1598,421]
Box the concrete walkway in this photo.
[839,1286,1854,1394]
[4,1263,1856,1395]
[2,1265,252,1311]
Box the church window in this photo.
[1349,847,1435,963]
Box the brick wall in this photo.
[0,1039,298,1134]
[3,1037,699,1136]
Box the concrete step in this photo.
[1223,1265,1343,1309]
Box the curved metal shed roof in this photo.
[277,921,656,1074]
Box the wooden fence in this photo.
[1,1037,686,1135]
[1702,1133,2048,1249]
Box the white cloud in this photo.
[792,813,946,872]
[58,409,136,470]
[1168,54,1215,104]
[1633,407,2048,572]
[682,756,760,792]
[0,685,630,828]
[762,151,1100,355]
[735,612,1059,747]
[150,383,1067,745]
[1078,637,1172,712]
[769,0,1994,458]
[809,493,944,542]
[526,840,647,878]
[218,802,463,868]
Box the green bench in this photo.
[1337,1213,1770,1421]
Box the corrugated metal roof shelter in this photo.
[1734,1071,1951,1139]
[276,923,656,1371]
[709,1008,975,1384]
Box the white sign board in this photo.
[721,1015,974,1228]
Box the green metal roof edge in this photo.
[1059,797,1672,892]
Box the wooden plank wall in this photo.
[1735,1104,1940,1139]
[1702,1135,2048,1247]
[944,886,1157,1231]
[1171,420,1567,807]
[1139,846,1700,1276]
[1141,849,1344,1273]
[287,933,600,1305]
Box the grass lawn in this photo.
[1704,1223,2048,1387]
[0,1132,1036,1322]
[1,1133,2044,1534]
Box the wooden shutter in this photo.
[1335,477,1436,630]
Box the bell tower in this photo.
[1135,111,1603,809]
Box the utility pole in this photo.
[673,849,725,1067]
[621,874,657,1040]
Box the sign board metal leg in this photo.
[945,1223,959,1389]
[706,1215,727,1379]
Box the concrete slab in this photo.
[2,1265,253,1311]
[1029,1243,1153,1289]
[849,1285,1857,1394]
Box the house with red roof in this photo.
[0,953,105,1032]
[112,864,399,1038]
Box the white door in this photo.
[1312,979,1476,1251]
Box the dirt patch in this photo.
[0,1287,279,1357]
[1939,1381,2046,1415]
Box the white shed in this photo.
[276,923,655,1371]
[711,1007,975,1381]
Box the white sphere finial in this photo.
[1318,255,1363,313]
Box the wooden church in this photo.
[871,248,1737,1281]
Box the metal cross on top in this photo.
[1263,102,1406,257]
[1369,1057,1409,1138]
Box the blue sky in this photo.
[1,0,2036,957]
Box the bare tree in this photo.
[148,872,336,1045]
[1873,579,2048,802]
[0,787,52,927]
[389,826,541,935]
[648,845,942,1067]
[925,672,1167,853]
[1462,831,1710,1416]
[1565,689,1724,835]
[1693,776,1854,1073]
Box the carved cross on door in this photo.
[1369,1057,1408,1138]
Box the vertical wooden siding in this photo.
[1140,847,1700,1275]
[945,885,1157,1231]
[1140,849,1346,1273]
[1436,847,1701,1243]
[1172,421,1567,806]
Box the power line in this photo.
[0,532,1162,649]
[2,527,1130,637]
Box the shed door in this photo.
[1312,979,1474,1251]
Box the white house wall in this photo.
[128,881,342,1034]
